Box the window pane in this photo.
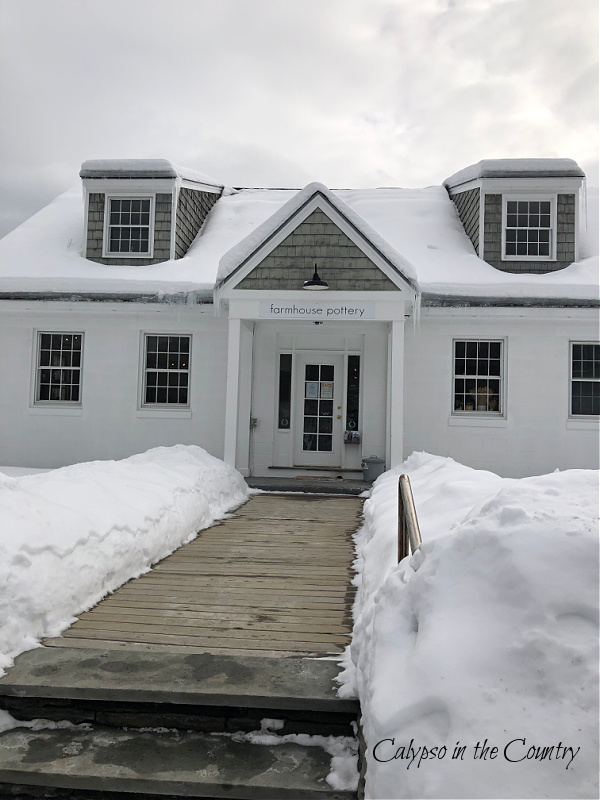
[318,435,332,451]
[278,354,292,429]
[144,334,191,405]
[319,417,333,434]
[304,417,318,433]
[320,400,333,417]
[346,355,360,431]
[303,434,317,451]
[304,399,318,416]
[321,365,334,381]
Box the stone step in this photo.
[0,723,357,799]
[0,648,356,713]
[0,648,358,737]
[244,478,369,495]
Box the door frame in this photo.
[293,351,345,468]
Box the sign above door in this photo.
[260,301,376,320]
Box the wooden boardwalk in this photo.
[44,493,363,658]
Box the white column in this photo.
[235,321,254,476]
[223,317,242,467]
[388,318,405,468]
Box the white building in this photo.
[0,158,597,477]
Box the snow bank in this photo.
[342,453,599,799]
[0,445,249,675]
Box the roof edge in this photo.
[422,293,599,308]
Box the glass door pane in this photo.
[303,363,334,452]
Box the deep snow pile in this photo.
[341,453,599,799]
[0,445,249,675]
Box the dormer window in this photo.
[503,197,554,260]
[105,197,154,257]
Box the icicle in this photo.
[412,288,422,329]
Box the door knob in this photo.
[337,415,342,419]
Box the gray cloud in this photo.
[0,0,597,237]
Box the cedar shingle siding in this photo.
[174,188,220,259]
[236,209,398,291]
[85,193,173,265]
[450,188,480,254]
[483,193,576,274]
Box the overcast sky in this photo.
[0,0,597,237]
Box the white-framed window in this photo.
[453,340,503,414]
[35,332,83,403]
[143,335,191,406]
[503,197,555,260]
[571,342,600,416]
[104,196,153,256]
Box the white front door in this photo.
[294,353,344,467]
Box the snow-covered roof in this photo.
[216,182,419,291]
[444,158,585,189]
[79,159,223,189]
[0,179,597,304]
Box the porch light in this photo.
[303,264,329,290]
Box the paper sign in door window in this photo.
[305,382,319,399]
[320,383,334,399]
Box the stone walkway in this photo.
[44,493,363,658]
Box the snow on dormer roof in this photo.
[444,158,585,189]
[80,159,223,189]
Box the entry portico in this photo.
[215,183,418,477]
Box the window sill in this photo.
[502,256,553,262]
[29,406,83,416]
[448,415,507,428]
[567,417,600,430]
[137,408,192,419]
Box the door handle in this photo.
[337,415,342,419]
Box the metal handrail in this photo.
[398,474,422,562]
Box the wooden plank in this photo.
[42,638,321,659]
[128,577,351,592]
[61,628,344,653]
[112,581,354,606]
[100,599,352,616]
[66,618,350,644]
[151,565,354,578]
[85,597,352,621]
[76,611,351,636]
